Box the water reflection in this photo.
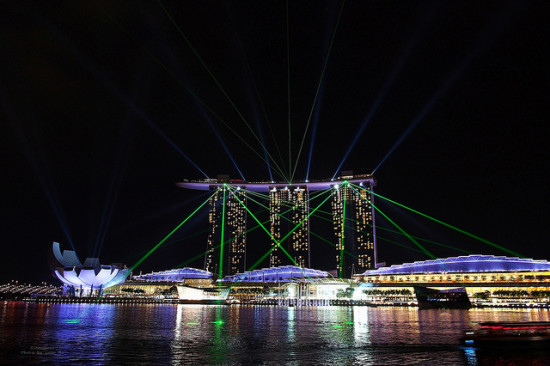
[2,302,550,365]
[462,346,550,366]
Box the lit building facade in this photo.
[103,256,550,307]
[354,255,550,306]
[269,186,310,268]
[332,179,376,278]
[204,187,247,277]
[50,242,129,296]
[178,174,376,279]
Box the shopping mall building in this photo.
[105,255,550,306]
[353,255,550,306]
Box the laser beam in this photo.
[349,185,436,259]
[355,185,523,257]
[130,191,215,272]
[247,189,335,271]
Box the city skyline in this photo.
[1,2,549,284]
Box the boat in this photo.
[413,286,472,309]
[176,285,230,304]
[462,321,550,347]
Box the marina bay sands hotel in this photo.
[177,173,376,279]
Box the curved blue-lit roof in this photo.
[221,266,332,283]
[133,267,213,281]
[357,255,550,276]
[52,242,129,289]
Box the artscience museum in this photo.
[50,242,129,296]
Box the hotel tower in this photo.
[269,186,310,269]
[204,186,247,277]
[178,173,376,278]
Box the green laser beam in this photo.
[340,184,347,277]
[311,205,469,256]
[310,203,470,257]
[247,189,334,271]
[246,189,357,260]
[310,207,467,257]
[130,192,215,272]
[123,228,209,265]
[241,186,361,268]
[349,185,436,259]
[227,187,298,267]
[219,187,227,279]
[245,187,328,205]
[353,184,524,258]
[251,194,360,264]
[244,187,327,220]
[306,209,431,257]
[245,189,359,263]
[175,192,319,271]
[269,190,333,249]
[175,212,273,269]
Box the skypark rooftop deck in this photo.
[177,174,375,192]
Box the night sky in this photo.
[1,1,549,284]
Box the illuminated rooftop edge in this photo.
[133,267,213,281]
[221,266,332,283]
[52,242,129,289]
[356,255,550,276]
[177,174,375,192]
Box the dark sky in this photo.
[1,1,549,284]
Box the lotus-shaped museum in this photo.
[51,242,129,296]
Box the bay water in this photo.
[2,301,550,365]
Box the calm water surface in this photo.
[2,301,550,365]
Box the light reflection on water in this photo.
[1,301,550,365]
